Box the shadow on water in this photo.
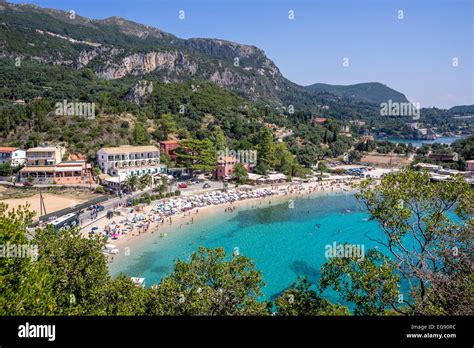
[150,265,171,276]
[268,260,322,302]
[289,260,321,285]
[231,194,363,229]
[118,249,162,275]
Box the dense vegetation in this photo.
[1,170,472,316]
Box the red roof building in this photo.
[160,140,179,160]
[313,117,327,124]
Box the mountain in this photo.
[0,2,288,105]
[0,2,406,112]
[449,105,474,114]
[305,83,409,105]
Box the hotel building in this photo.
[96,145,167,179]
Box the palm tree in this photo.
[139,174,152,190]
[124,175,139,192]
[158,176,169,194]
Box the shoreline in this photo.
[99,181,361,266]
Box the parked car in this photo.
[203,183,211,188]
[178,183,188,189]
[23,182,33,187]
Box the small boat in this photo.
[131,277,145,288]
[103,243,119,254]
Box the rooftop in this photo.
[98,145,159,155]
[0,146,18,153]
[20,166,55,172]
[27,146,60,152]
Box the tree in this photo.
[417,220,473,315]
[82,68,95,81]
[211,127,227,151]
[0,203,58,315]
[317,162,328,176]
[296,145,318,167]
[31,226,111,315]
[274,277,349,316]
[233,162,248,184]
[0,161,14,176]
[138,173,152,190]
[255,127,276,169]
[95,185,105,194]
[99,275,148,315]
[320,249,400,315]
[146,247,268,315]
[174,139,216,177]
[92,166,101,177]
[123,175,139,192]
[357,169,474,315]
[133,122,150,145]
[153,113,177,141]
[348,150,362,163]
[274,143,294,175]
[253,162,270,175]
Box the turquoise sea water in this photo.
[382,136,463,148]
[109,193,392,303]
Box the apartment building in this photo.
[96,145,167,179]
[0,147,26,166]
[19,145,65,184]
[24,145,65,167]
[19,145,94,185]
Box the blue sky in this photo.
[9,0,473,108]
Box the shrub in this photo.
[95,185,105,194]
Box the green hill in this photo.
[305,82,409,104]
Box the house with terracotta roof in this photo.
[160,140,179,160]
[54,161,94,185]
[216,155,254,180]
[0,147,26,166]
[313,117,327,124]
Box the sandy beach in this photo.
[82,179,362,262]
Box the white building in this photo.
[0,147,26,166]
[96,145,167,178]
